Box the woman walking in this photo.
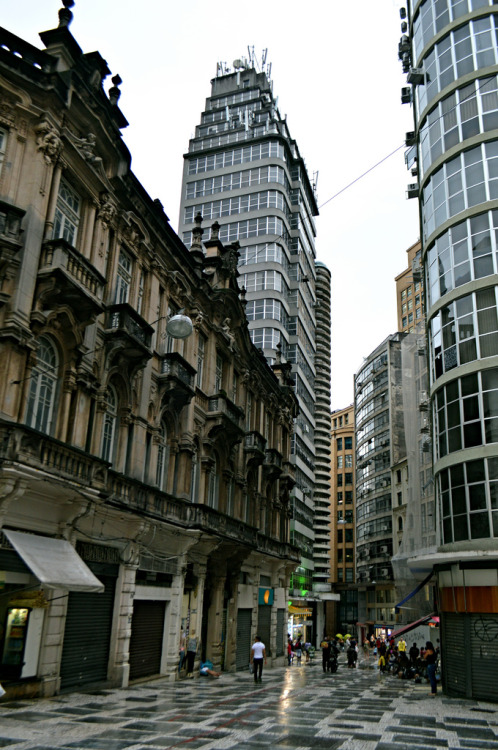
[424,641,438,696]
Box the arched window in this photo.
[101,385,118,463]
[207,455,219,509]
[25,336,59,433]
[226,475,234,516]
[190,444,199,502]
[156,419,169,491]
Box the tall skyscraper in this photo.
[401,0,498,700]
[328,405,357,637]
[178,54,326,634]
[355,334,404,637]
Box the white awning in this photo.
[3,530,104,593]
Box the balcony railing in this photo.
[264,448,283,469]
[206,394,244,438]
[106,304,153,346]
[0,421,108,490]
[38,240,106,319]
[0,420,299,564]
[159,352,195,387]
[244,431,266,453]
[0,200,24,246]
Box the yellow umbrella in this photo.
[344,634,352,639]
[336,633,343,639]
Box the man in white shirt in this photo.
[250,635,267,684]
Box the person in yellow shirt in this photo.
[398,638,407,653]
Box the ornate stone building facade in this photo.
[0,5,298,698]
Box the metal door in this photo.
[60,573,116,690]
[276,608,286,656]
[257,605,271,656]
[470,613,498,701]
[441,611,467,697]
[235,608,252,670]
[129,600,166,680]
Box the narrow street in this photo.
[0,657,497,750]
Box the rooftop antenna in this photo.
[262,48,267,67]
[312,170,319,193]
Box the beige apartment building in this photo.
[395,240,423,333]
[326,405,357,636]
[0,6,299,698]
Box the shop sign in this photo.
[258,587,273,605]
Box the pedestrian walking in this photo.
[186,629,198,678]
[347,639,358,668]
[321,637,331,673]
[362,639,370,661]
[424,641,438,696]
[295,637,303,665]
[250,635,266,684]
[287,637,293,666]
[178,628,186,674]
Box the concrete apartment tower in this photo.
[354,334,405,640]
[401,0,498,699]
[328,405,357,637]
[312,263,335,637]
[178,54,326,637]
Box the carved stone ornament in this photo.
[35,117,63,165]
[221,248,239,276]
[221,318,236,351]
[193,311,206,330]
[98,192,116,228]
[0,95,16,128]
[75,132,102,165]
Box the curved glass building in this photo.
[403,0,498,700]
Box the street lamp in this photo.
[166,310,193,339]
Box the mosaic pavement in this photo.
[0,657,497,749]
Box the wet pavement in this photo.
[0,657,497,749]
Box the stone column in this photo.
[224,572,240,672]
[188,564,206,673]
[57,369,77,443]
[43,162,63,241]
[107,543,139,688]
[204,575,226,670]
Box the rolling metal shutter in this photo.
[0,548,31,574]
[276,609,286,656]
[470,614,498,702]
[129,600,165,680]
[235,608,252,670]
[60,570,116,691]
[257,605,271,656]
[441,612,467,697]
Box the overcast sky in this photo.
[3,0,420,410]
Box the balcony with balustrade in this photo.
[244,430,266,465]
[37,239,106,321]
[104,303,154,367]
[206,393,245,442]
[157,352,196,410]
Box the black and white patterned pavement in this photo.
[0,657,497,749]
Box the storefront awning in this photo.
[394,569,434,614]
[3,530,104,593]
[390,612,436,639]
[288,606,312,615]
